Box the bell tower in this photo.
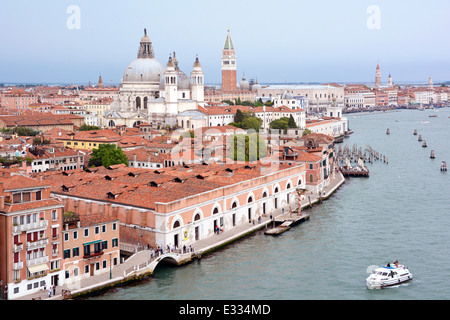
[221,27,237,91]
[191,56,205,107]
[164,55,178,112]
[375,61,381,87]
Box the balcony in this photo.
[13,243,24,252]
[13,220,48,234]
[83,251,104,260]
[27,238,49,250]
[13,261,23,270]
[27,255,49,267]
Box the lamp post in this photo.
[109,253,112,279]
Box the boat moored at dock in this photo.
[366,262,412,289]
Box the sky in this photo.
[0,0,449,85]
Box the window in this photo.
[95,226,99,234]
[64,249,70,259]
[64,233,69,241]
[84,245,90,256]
[73,247,79,257]
[102,225,106,233]
[113,223,117,231]
[51,210,57,221]
[112,238,118,247]
[94,242,101,253]
[73,231,78,240]
[84,229,89,237]
[102,241,107,250]
[36,191,42,201]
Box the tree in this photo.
[79,124,101,131]
[222,99,234,105]
[88,144,129,167]
[234,109,245,123]
[288,114,297,128]
[269,118,289,131]
[12,127,38,136]
[240,117,262,132]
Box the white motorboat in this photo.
[366,262,413,289]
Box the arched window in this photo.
[194,213,201,221]
[213,207,219,215]
[231,201,237,209]
[173,220,180,229]
[136,97,141,109]
[262,192,267,198]
[286,183,291,189]
[108,120,115,127]
[144,97,148,109]
[274,187,279,193]
[298,179,302,186]
[247,196,253,203]
[309,174,314,183]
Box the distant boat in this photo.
[422,140,427,148]
[429,114,437,117]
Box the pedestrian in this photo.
[53,284,56,296]
[48,287,52,298]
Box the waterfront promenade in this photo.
[17,172,345,300]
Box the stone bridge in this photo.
[125,250,195,278]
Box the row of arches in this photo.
[171,178,303,230]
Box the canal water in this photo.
[89,108,450,300]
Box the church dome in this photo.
[240,75,249,90]
[122,58,165,84]
[122,29,166,84]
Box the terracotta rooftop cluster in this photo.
[34,162,300,210]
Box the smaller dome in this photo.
[159,69,191,90]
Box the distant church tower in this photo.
[98,74,104,88]
[428,76,433,89]
[388,73,393,86]
[221,27,237,91]
[375,61,381,87]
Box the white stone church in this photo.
[105,29,205,129]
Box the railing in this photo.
[13,220,48,234]
[13,243,23,252]
[13,261,23,270]
[123,248,192,278]
[83,251,104,260]
[27,238,49,250]
[27,255,49,267]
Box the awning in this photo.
[28,263,49,274]
[83,240,102,246]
